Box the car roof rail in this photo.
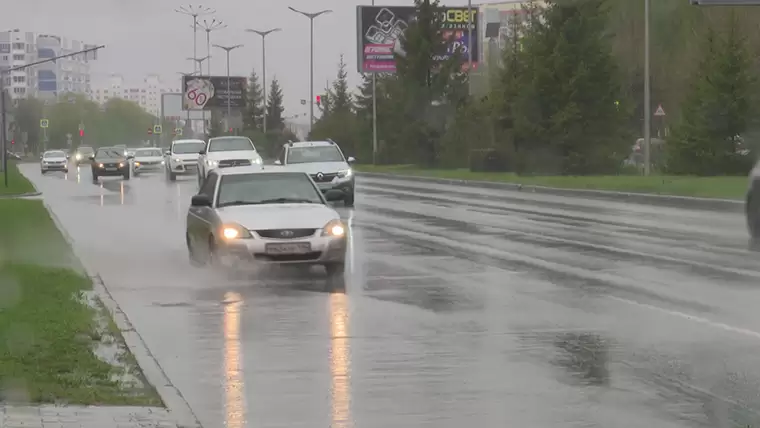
[326,138,335,144]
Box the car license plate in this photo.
[265,242,311,254]
[105,167,117,171]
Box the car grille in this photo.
[255,228,317,239]
[139,160,161,165]
[310,173,338,183]
[102,163,120,168]
[219,159,251,168]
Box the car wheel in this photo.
[92,174,98,184]
[748,192,760,240]
[324,263,346,293]
[41,170,46,174]
[123,170,130,180]
[344,192,355,207]
[168,171,176,182]
[64,169,68,173]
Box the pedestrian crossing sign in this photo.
[174,128,182,136]
[39,119,49,128]
[153,125,162,134]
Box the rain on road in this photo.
[18,163,760,428]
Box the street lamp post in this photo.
[175,5,214,74]
[643,0,651,175]
[245,28,281,133]
[288,6,332,130]
[199,18,226,75]
[213,44,243,133]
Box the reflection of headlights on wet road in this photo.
[221,224,252,240]
[322,219,345,237]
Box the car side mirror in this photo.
[164,150,170,156]
[347,156,356,163]
[190,194,212,207]
[88,156,95,160]
[127,155,134,159]
[199,149,206,155]
[324,189,344,202]
[274,160,282,165]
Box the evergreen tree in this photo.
[511,0,629,175]
[331,55,353,114]
[243,69,265,132]
[666,15,756,176]
[266,77,285,131]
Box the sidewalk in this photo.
[0,404,179,428]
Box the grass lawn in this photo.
[0,161,36,196]
[0,199,162,405]
[355,164,749,200]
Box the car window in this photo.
[44,151,65,158]
[208,137,255,152]
[286,146,344,164]
[199,173,218,198]
[216,173,324,207]
[95,149,125,158]
[136,149,162,157]
[172,142,205,154]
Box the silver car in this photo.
[40,150,69,174]
[132,147,165,176]
[185,167,348,287]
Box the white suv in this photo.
[274,140,356,206]
[198,136,262,185]
[165,139,206,182]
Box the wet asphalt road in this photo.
[18,163,760,428]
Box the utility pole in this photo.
[213,44,243,134]
[643,0,651,175]
[245,28,281,134]
[288,6,332,130]
[371,0,378,164]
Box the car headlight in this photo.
[161,160,165,165]
[252,158,262,164]
[119,162,124,168]
[98,163,104,168]
[322,219,346,237]
[337,169,352,178]
[220,223,252,240]
[75,153,82,160]
[134,161,141,166]
[207,159,219,167]
[173,158,182,164]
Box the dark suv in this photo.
[90,147,133,183]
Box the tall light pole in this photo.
[245,28,281,133]
[213,44,243,133]
[288,6,332,130]
[643,0,651,175]
[174,5,214,74]
[199,18,226,75]
[187,56,210,134]
[371,0,378,164]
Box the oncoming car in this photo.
[132,148,165,176]
[90,147,132,183]
[74,146,95,165]
[166,139,205,181]
[275,140,356,206]
[40,150,69,174]
[185,167,348,288]
[197,136,262,184]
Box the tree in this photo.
[11,98,44,153]
[507,0,630,175]
[266,77,285,131]
[331,55,353,114]
[243,69,265,132]
[666,15,756,176]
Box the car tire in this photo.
[122,170,130,180]
[41,170,46,174]
[344,192,355,207]
[92,173,98,184]
[168,171,176,182]
[64,169,68,173]
[324,263,346,293]
[748,192,760,240]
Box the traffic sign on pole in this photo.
[174,128,182,136]
[153,125,162,134]
[654,104,666,116]
[78,123,84,131]
[39,119,49,128]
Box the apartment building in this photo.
[89,74,181,117]
[0,29,98,100]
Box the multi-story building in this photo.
[89,74,181,117]
[0,29,97,100]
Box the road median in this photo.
[355,165,746,212]
[0,198,162,406]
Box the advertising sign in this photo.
[181,75,247,111]
[356,5,479,73]
[161,93,205,121]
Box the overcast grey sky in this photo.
[6,0,472,119]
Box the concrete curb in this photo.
[40,200,203,428]
[357,171,746,213]
[0,191,42,198]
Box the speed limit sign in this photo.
[184,78,214,110]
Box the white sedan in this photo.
[185,166,348,289]
[40,150,69,174]
[131,148,165,176]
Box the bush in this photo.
[469,149,511,172]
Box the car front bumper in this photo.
[93,165,129,176]
[41,163,68,171]
[315,178,355,195]
[169,161,198,175]
[217,235,347,267]
[134,162,164,172]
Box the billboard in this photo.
[182,75,247,110]
[356,6,479,73]
[161,93,206,121]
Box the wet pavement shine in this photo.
[17,163,760,428]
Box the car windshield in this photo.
[78,147,94,154]
[135,149,162,157]
[173,142,205,154]
[208,137,255,152]
[44,151,65,158]
[95,149,125,159]
[287,146,344,164]
[216,173,323,207]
